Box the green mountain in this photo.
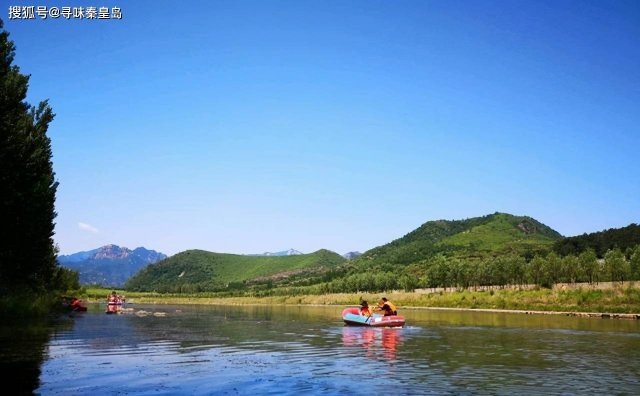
[124,213,565,294]
[125,249,346,292]
[553,223,640,257]
[357,212,562,267]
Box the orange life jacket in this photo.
[381,301,397,315]
[386,301,397,313]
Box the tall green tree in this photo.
[426,254,449,289]
[0,19,59,294]
[604,248,629,284]
[630,246,640,281]
[506,254,526,287]
[527,255,545,286]
[542,252,562,287]
[562,255,580,284]
[578,249,598,284]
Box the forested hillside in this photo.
[358,212,561,269]
[125,249,346,292]
[553,223,640,257]
[122,214,640,297]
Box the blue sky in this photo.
[6,0,640,256]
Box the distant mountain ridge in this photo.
[343,251,362,260]
[58,244,167,287]
[248,248,304,257]
[119,212,565,293]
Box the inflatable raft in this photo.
[342,307,405,327]
[105,296,125,314]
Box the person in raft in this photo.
[108,291,118,303]
[360,301,372,317]
[70,297,83,310]
[375,297,397,316]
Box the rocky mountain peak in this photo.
[517,220,537,235]
[92,244,132,260]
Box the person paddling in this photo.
[360,301,372,317]
[375,297,397,316]
[108,291,117,304]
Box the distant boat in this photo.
[342,307,405,327]
[63,297,87,312]
[105,295,125,314]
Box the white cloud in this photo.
[78,222,99,234]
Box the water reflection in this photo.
[342,327,404,361]
[0,315,76,394]
[2,305,639,395]
[404,308,640,332]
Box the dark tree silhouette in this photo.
[0,19,59,294]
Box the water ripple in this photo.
[25,305,640,395]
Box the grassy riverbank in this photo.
[84,283,640,315]
[0,291,80,318]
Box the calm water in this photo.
[2,304,639,395]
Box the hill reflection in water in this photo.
[0,304,636,395]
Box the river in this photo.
[1,304,639,395]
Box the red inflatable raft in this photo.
[342,307,405,327]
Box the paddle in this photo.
[360,300,373,324]
[365,311,372,324]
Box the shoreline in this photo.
[86,298,640,320]
[402,306,640,320]
[84,285,640,320]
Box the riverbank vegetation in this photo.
[84,282,640,314]
[336,245,640,293]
